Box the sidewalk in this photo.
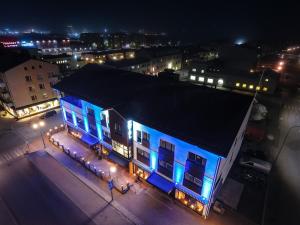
[45,130,257,225]
[51,131,138,192]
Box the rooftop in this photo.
[104,57,150,68]
[54,64,253,157]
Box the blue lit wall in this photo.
[60,97,105,141]
[132,121,221,203]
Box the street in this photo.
[263,92,300,225]
[0,109,64,165]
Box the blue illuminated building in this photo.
[54,65,254,218]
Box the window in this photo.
[160,139,175,152]
[25,75,32,82]
[32,66,35,70]
[136,147,150,166]
[265,78,269,82]
[114,122,122,135]
[242,83,247,88]
[190,75,196,81]
[28,86,33,92]
[263,87,268,92]
[39,65,42,69]
[236,82,240,87]
[198,77,205,82]
[256,86,261,91]
[207,78,213,84]
[194,178,202,187]
[201,69,205,74]
[192,68,196,72]
[42,93,48,98]
[24,67,28,71]
[143,132,150,142]
[185,172,194,182]
[39,83,45,89]
[136,130,142,143]
[31,95,37,101]
[249,84,254,89]
[217,79,224,85]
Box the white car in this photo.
[239,156,272,174]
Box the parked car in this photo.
[239,156,272,174]
[40,110,57,119]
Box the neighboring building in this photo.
[0,53,60,118]
[80,33,104,49]
[187,65,279,94]
[54,65,253,218]
[40,54,80,72]
[81,49,136,64]
[105,47,182,75]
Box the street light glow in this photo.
[32,123,38,129]
[39,121,45,127]
[110,166,117,173]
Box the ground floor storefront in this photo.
[14,99,59,119]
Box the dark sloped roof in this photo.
[54,64,253,157]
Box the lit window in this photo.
[256,86,261,91]
[249,85,254,89]
[198,77,205,82]
[207,78,213,84]
[236,83,240,87]
[192,68,196,72]
[201,69,205,74]
[263,87,268,91]
[190,75,196,81]
[217,79,224,85]
[265,78,269,82]
[242,83,247,88]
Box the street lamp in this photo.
[108,166,117,201]
[32,121,46,148]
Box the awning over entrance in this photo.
[81,133,99,147]
[147,173,175,194]
[108,151,129,167]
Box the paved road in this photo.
[0,152,135,225]
[0,110,63,165]
[263,92,300,225]
[0,156,97,225]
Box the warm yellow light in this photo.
[242,83,247,88]
[279,61,284,66]
[256,86,261,91]
[236,83,240,87]
[277,66,282,71]
[265,78,269,82]
[110,166,117,173]
[263,87,268,91]
[32,123,38,129]
[249,85,254,89]
[39,121,45,127]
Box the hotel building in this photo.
[0,55,60,118]
[54,65,253,218]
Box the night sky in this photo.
[1,0,299,43]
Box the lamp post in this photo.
[108,166,117,201]
[32,120,46,149]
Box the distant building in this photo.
[54,65,253,218]
[0,53,60,118]
[105,47,182,75]
[80,33,104,49]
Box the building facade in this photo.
[55,65,253,218]
[0,59,60,118]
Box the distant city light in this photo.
[235,38,246,45]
